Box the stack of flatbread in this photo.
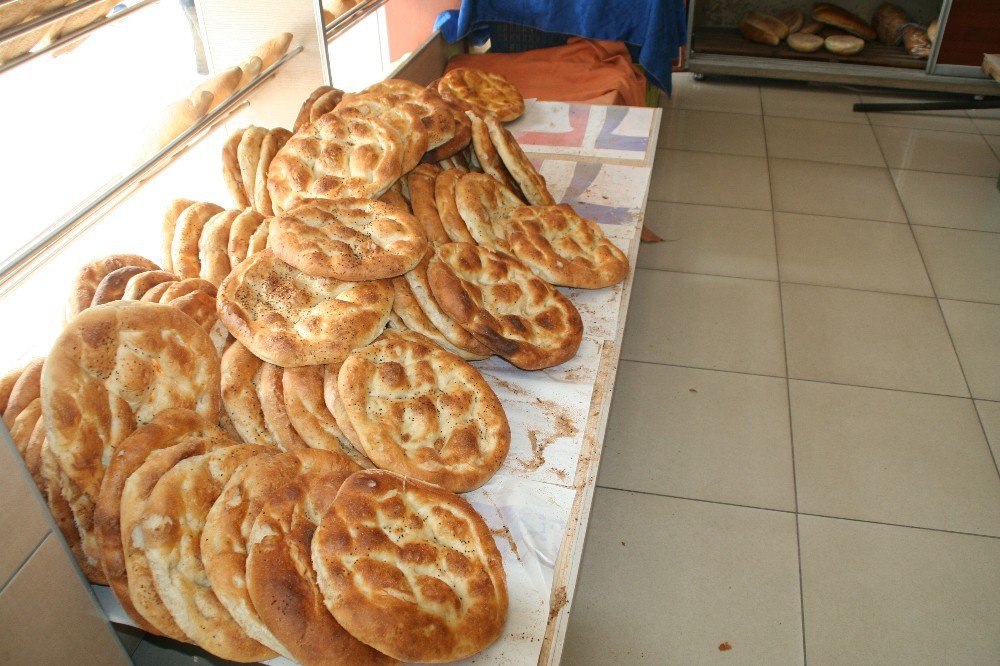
[0,67,638,664]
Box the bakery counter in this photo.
[81,99,661,664]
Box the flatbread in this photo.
[256,362,308,451]
[122,270,177,301]
[254,128,292,217]
[455,172,523,251]
[406,163,449,243]
[198,209,239,287]
[221,340,280,447]
[435,169,476,243]
[42,301,222,569]
[237,126,269,209]
[468,111,521,196]
[227,209,267,267]
[269,198,428,281]
[312,469,508,662]
[501,204,629,288]
[161,199,195,270]
[338,330,509,491]
[483,113,555,205]
[3,358,43,429]
[67,254,160,321]
[171,202,225,279]
[428,242,583,369]
[217,250,393,367]
[336,93,428,173]
[294,85,341,132]
[438,67,524,121]
[390,276,487,361]
[425,99,472,162]
[222,129,249,209]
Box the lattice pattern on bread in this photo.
[437,67,525,122]
[500,204,629,288]
[455,172,524,251]
[353,78,456,151]
[267,112,403,214]
[41,301,222,573]
[335,94,428,174]
[293,85,345,132]
[338,330,509,491]
[482,113,555,206]
[269,198,428,281]
[427,242,583,370]
[217,250,393,367]
[311,469,508,663]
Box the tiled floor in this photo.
[564,75,1000,664]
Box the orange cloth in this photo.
[445,37,647,106]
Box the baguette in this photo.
[812,3,877,41]
[788,32,824,52]
[777,8,805,34]
[237,55,262,88]
[251,32,292,70]
[740,11,789,46]
[191,66,243,112]
[824,34,865,55]
[137,91,214,162]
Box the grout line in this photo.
[761,103,809,666]
[872,122,1000,484]
[0,532,49,596]
[597,485,1000,541]
[634,265,1000,308]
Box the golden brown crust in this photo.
[223,130,249,209]
[201,452,303,657]
[141,445,276,661]
[162,199,196,270]
[94,409,229,635]
[812,2,877,41]
[294,86,338,133]
[406,164,450,243]
[171,202,225,279]
[246,451,395,666]
[217,250,394,367]
[455,172,523,251]
[9,397,41,456]
[198,209,239,287]
[22,417,46,492]
[390,276,487,361]
[435,169,476,243]
[336,93,429,174]
[3,358,43,429]
[91,265,152,307]
[424,100,472,162]
[140,280,175,303]
[0,363,26,415]
[66,254,160,321]
[501,204,629,288]
[237,126,268,209]
[310,89,345,125]
[122,270,177,301]
[405,252,493,358]
[41,301,222,568]
[221,341,281,447]
[468,111,521,195]
[482,113,554,206]
[254,128,292,217]
[268,111,404,214]
[438,67,524,122]
[740,11,788,46]
[428,242,583,369]
[323,363,364,450]
[339,331,509,491]
[256,362,308,451]
[358,78,456,151]
[282,365,374,467]
[269,198,428,281]
[226,209,267,267]
[312,470,508,662]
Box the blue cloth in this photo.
[434,0,687,93]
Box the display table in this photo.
[93,100,663,665]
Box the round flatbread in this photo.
[323,362,364,450]
[358,78,456,151]
[438,67,524,122]
[425,99,472,162]
[405,163,450,243]
[41,301,222,569]
[468,111,521,196]
[428,242,583,370]
[282,365,374,467]
[198,209,239,287]
[120,435,233,640]
[221,341,280,448]
[218,250,394,367]
[237,126,268,210]
[171,202,225,279]
[67,254,160,321]
[269,198,428,281]
[267,111,403,213]
[94,409,230,635]
[482,113,555,206]
[2,358,43,429]
[435,169,475,243]
[161,199,195,271]
[141,444,276,661]
[390,276,486,361]
[312,469,508,662]
[500,204,629,288]
[336,93,428,174]
[222,130,249,209]
[245,451,394,666]
[455,172,523,251]
[0,363,26,415]
[256,362,307,451]
[227,209,267,267]
[294,85,341,133]
[253,128,292,217]
[339,330,510,491]
[122,270,177,301]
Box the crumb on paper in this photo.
[548,586,568,621]
[719,642,732,652]
[490,525,521,560]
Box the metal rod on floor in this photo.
[855,99,1000,113]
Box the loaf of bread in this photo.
[873,3,907,45]
[740,11,790,46]
[903,25,931,58]
[813,3,877,41]
[788,32,824,53]
[825,34,866,55]
[777,8,804,34]
[927,19,938,43]
[799,20,824,35]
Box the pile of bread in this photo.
[0,0,118,65]
[740,2,934,58]
[1,66,629,663]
